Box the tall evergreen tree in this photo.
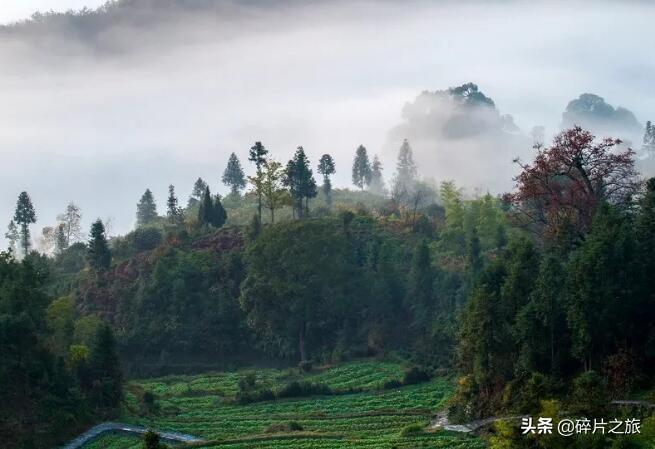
[515,253,566,376]
[249,142,269,224]
[189,177,208,206]
[406,240,435,331]
[317,154,336,207]
[392,139,417,202]
[634,178,655,358]
[369,155,385,195]
[566,203,636,371]
[87,324,122,408]
[166,184,181,223]
[643,120,655,156]
[13,191,36,256]
[4,221,19,254]
[88,219,111,271]
[198,187,227,228]
[222,152,247,197]
[351,145,372,190]
[284,147,317,218]
[198,186,214,227]
[136,189,158,227]
[213,194,228,228]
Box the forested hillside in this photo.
[2,127,655,448]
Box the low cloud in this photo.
[0,0,653,246]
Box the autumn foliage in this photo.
[505,126,640,242]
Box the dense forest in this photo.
[2,123,655,448]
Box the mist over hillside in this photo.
[1,0,654,246]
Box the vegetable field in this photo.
[87,361,485,448]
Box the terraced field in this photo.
[85,361,485,448]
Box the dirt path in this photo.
[430,410,527,433]
[61,422,204,449]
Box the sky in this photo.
[0,0,654,249]
[0,0,107,24]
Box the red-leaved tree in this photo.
[505,126,640,243]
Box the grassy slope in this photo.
[88,361,485,448]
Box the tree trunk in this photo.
[270,208,275,224]
[298,322,307,362]
[257,194,262,224]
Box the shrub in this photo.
[143,391,155,407]
[276,381,333,399]
[569,370,608,417]
[402,367,431,385]
[238,372,257,392]
[298,360,313,373]
[143,430,169,449]
[383,379,402,390]
[399,423,424,437]
[236,389,275,405]
[264,421,304,433]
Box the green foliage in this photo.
[5,220,20,254]
[276,381,333,398]
[240,220,355,361]
[13,191,37,255]
[137,189,158,227]
[222,152,247,196]
[402,367,431,385]
[142,430,169,449]
[189,177,208,207]
[88,219,111,271]
[115,362,468,449]
[284,146,317,218]
[569,370,608,417]
[166,185,182,224]
[249,159,289,223]
[198,186,227,228]
[566,203,636,369]
[399,423,425,437]
[317,154,336,206]
[352,145,372,190]
[391,139,417,203]
[264,421,304,433]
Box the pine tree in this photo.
[643,121,655,156]
[189,177,208,206]
[566,203,636,371]
[317,154,336,207]
[284,147,317,218]
[406,240,435,331]
[198,186,214,227]
[516,253,566,376]
[222,152,247,197]
[136,189,158,227]
[54,223,68,255]
[249,141,269,224]
[88,324,122,408]
[88,219,111,271]
[351,145,372,190]
[369,155,385,195]
[4,221,19,254]
[392,139,417,202]
[635,178,655,344]
[13,191,36,256]
[166,184,181,223]
[213,194,227,228]
[198,187,227,227]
